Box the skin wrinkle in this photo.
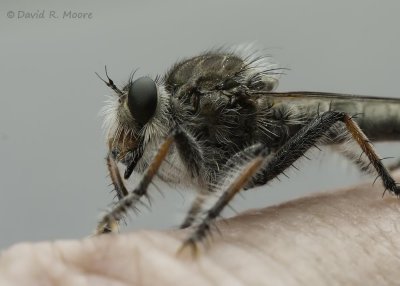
[196,258,243,286]
[75,236,139,285]
[208,243,269,285]
[31,243,57,286]
[73,256,130,285]
[62,236,135,285]
[50,241,74,285]
[32,242,88,285]
[102,235,146,285]
[222,219,312,282]
[381,217,400,253]
[56,241,113,286]
[139,235,210,285]
[203,242,250,285]
[143,232,224,286]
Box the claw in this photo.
[176,238,199,258]
[95,217,119,235]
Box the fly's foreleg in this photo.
[96,134,174,234]
[107,152,129,201]
[96,126,205,235]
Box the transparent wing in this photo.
[251,91,400,104]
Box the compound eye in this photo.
[127,77,158,126]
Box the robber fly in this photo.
[95,46,400,251]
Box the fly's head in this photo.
[97,67,171,163]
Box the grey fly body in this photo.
[95,46,400,252]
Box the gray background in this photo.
[1,0,400,250]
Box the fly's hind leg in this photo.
[250,111,400,195]
[180,111,400,251]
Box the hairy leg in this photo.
[180,195,207,229]
[181,111,400,250]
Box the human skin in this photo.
[1,172,400,286]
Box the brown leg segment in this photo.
[107,153,129,201]
[343,114,399,196]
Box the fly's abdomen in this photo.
[331,99,400,141]
[269,92,400,142]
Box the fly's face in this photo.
[99,70,172,164]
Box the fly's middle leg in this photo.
[180,144,268,229]
[180,195,207,229]
[180,111,400,252]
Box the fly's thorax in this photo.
[160,46,284,154]
[164,53,244,95]
[164,46,281,100]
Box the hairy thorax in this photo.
[162,52,305,186]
